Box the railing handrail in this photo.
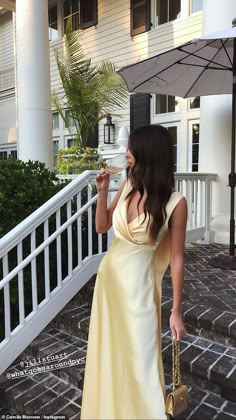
[0,170,97,258]
[0,194,99,290]
[0,171,217,258]
[175,173,217,180]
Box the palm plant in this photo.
[52,22,128,147]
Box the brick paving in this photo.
[0,243,236,419]
[162,244,236,347]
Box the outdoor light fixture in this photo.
[104,114,115,144]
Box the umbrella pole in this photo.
[229,36,236,256]
[210,24,236,269]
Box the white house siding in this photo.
[0,11,16,146]
[0,11,14,70]
[0,1,203,149]
[0,97,16,144]
[49,0,203,145]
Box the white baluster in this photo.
[77,192,82,266]
[56,210,62,287]
[17,242,25,325]
[194,179,198,228]
[44,220,50,299]
[179,179,183,194]
[190,179,193,228]
[205,177,214,243]
[87,186,92,256]
[201,180,205,227]
[31,230,38,311]
[98,234,103,254]
[3,255,11,339]
[107,190,114,248]
[67,201,73,276]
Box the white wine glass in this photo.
[102,154,128,175]
[87,154,128,190]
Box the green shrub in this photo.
[56,146,105,174]
[0,159,61,237]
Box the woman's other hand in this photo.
[169,311,187,341]
[95,169,110,192]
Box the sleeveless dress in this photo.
[80,180,184,420]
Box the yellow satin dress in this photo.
[80,180,184,420]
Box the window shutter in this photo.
[130,0,151,37]
[130,93,150,133]
[80,0,98,29]
[86,124,98,148]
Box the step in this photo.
[2,349,236,420]
[24,326,88,389]
[162,243,236,347]
[0,300,236,418]
[162,329,236,404]
[162,252,236,347]
[47,276,236,403]
[49,277,95,340]
[0,357,82,418]
[25,325,236,404]
[50,273,236,350]
[162,298,236,347]
[51,255,236,348]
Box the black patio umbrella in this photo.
[118,19,236,268]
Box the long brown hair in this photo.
[126,125,175,243]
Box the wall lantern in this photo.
[104,114,115,144]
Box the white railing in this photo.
[0,171,216,375]
[58,172,217,243]
[175,173,217,243]
[0,170,107,375]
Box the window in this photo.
[10,150,17,159]
[130,93,150,132]
[65,110,76,128]
[67,138,76,148]
[0,151,8,160]
[155,95,180,114]
[167,126,178,172]
[64,0,79,32]
[52,112,59,130]
[48,5,58,41]
[191,0,203,13]
[189,97,200,110]
[80,0,98,29]
[188,121,200,172]
[0,149,17,160]
[156,0,180,25]
[158,124,179,172]
[191,123,199,172]
[63,0,98,33]
[53,140,59,168]
[130,0,151,37]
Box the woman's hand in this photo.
[95,169,110,192]
[169,311,187,341]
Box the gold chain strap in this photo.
[172,340,181,389]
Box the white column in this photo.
[199,0,236,243]
[16,0,53,169]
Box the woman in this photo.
[80,125,187,420]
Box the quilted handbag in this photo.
[165,340,188,417]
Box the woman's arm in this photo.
[95,171,126,233]
[169,197,188,340]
